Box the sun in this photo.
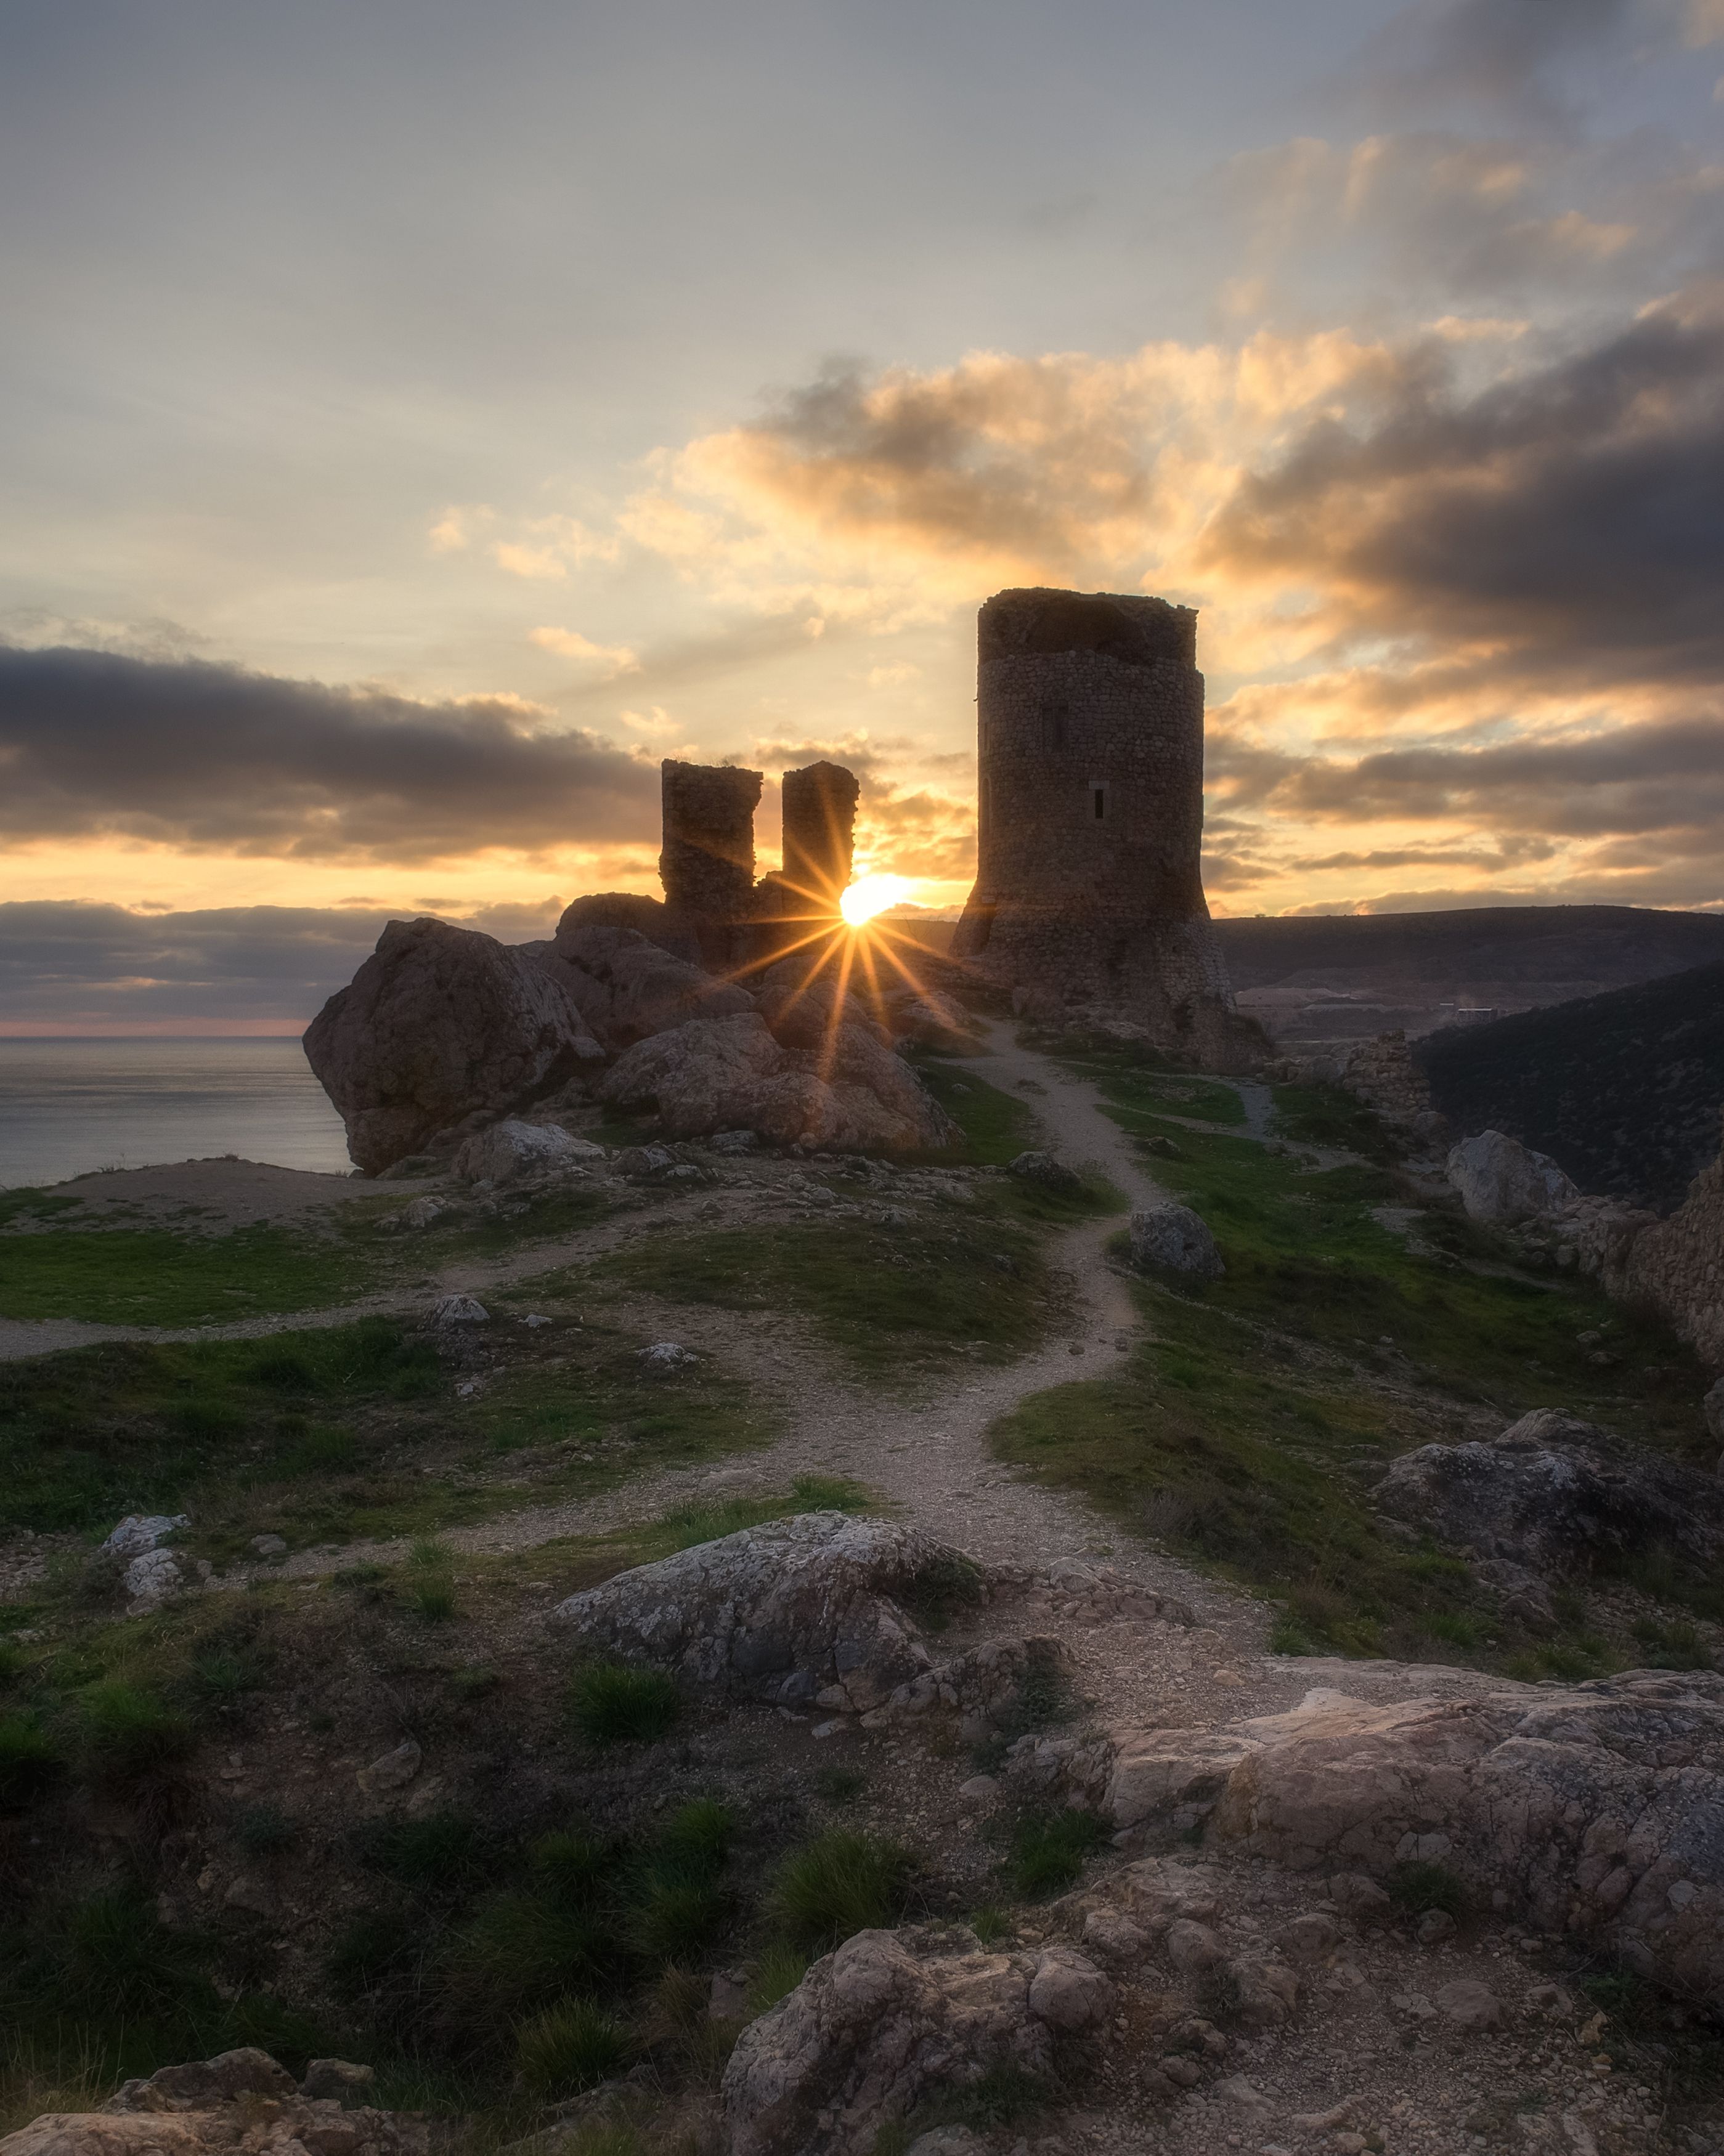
[839,873,911,929]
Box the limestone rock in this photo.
[1009,1151,1083,1194]
[123,1547,186,1614]
[1129,1201,1224,1278]
[1373,1408,1724,1574]
[1,2049,423,2156]
[101,1515,189,1560]
[720,1926,1084,2156]
[297,2062,376,2106]
[598,1013,958,1154]
[1626,1116,1724,1369]
[452,1117,605,1185]
[357,1738,422,1794]
[431,1294,490,1328]
[547,922,755,1048]
[1445,1129,1580,1226]
[1034,1673,1724,2003]
[304,917,604,1174]
[551,1512,978,1713]
[1433,1978,1502,2030]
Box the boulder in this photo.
[551,1512,977,1713]
[1015,1673,1724,2005]
[720,1927,1109,2156]
[430,1294,490,1327]
[304,917,604,1174]
[100,1515,188,1560]
[1445,1129,1580,1226]
[452,1117,606,1185]
[1009,1151,1083,1194]
[597,1013,958,1154]
[1373,1408,1724,1575]
[0,2049,423,2156]
[1129,1202,1224,1278]
[547,922,755,1048]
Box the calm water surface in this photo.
[0,1039,352,1188]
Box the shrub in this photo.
[628,1874,730,1968]
[441,1896,620,2029]
[768,1830,914,1953]
[514,1998,630,2097]
[78,1681,194,1779]
[812,1764,866,1804]
[532,1830,616,1910]
[569,1663,680,1745]
[656,1797,735,1868]
[404,1581,458,1624]
[360,1810,490,1888]
[0,1711,63,1807]
[745,1942,808,2017]
[1388,1860,1467,1920]
[967,1905,1011,1946]
[1006,1810,1106,1899]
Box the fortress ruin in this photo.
[952,586,1252,1065]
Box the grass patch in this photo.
[766,1830,916,1953]
[746,1943,810,2017]
[1389,1861,1468,1920]
[903,1056,1042,1165]
[0,1217,384,1327]
[568,1663,681,1746]
[578,1206,1075,1380]
[77,1680,195,1780]
[1006,1809,1107,1899]
[513,1999,630,2097]
[0,1711,63,1807]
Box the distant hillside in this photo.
[1416,961,1724,1212]
[1214,906,1724,1047]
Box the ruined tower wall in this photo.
[659,760,763,925]
[953,588,1247,1065]
[779,760,861,904]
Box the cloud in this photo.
[0,645,660,865]
[0,896,566,1027]
[1202,283,1724,692]
[1343,0,1638,128]
[529,625,642,676]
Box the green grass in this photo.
[0,1712,63,1807]
[76,1680,195,1780]
[0,1314,776,1560]
[513,1999,630,2097]
[1388,1861,1467,1919]
[766,1829,916,1953]
[904,1056,1043,1164]
[1006,1809,1107,1898]
[568,1663,681,1745]
[0,1217,381,1326]
[577,1205,1078,1379]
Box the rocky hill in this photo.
[1216,905,1724,1050]
[1418,961,1724,1212]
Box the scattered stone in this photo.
[1433,1978,1502,2030]
[905,2131,987,2156]
[431,1294,490,1328]
[1129,1201,1224,1278]
[958,1775,999,1804]
[1445,1129,1580,1226]
[1706,1374,1724,1450]
[356,1738,422,1794]
[452,1117,604,1185]
[1213,2074,1271,2111]
[250,1534,287,1560]
[522,1313,553,1328]
[1008,1151,1083,1194]
[1143,1134,1182,1158]
[710,1129,760,1153]
[123,1548,187,1614]
[101,1515,189,1560]
[1081,1907,1152,1964]
[397,1195,449,1230]
[1415,1910,1457,1947]
[638,1340,697,1374]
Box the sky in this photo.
[2,0,1722,1029]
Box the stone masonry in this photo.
[951,588,1256,1068]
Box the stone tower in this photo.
[660,758,763,963]
[951,587,1250,1064]
[779,760,861,906]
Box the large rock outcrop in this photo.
[596,1013,958,1154]
[1627,1111,1724,1369]
[303,917,603,1174]
[547,922,756,1048]
[1445,1129,1580,1225]
[720,1926,1113,2156]
[1373,1408,1724,1576]
[1,2049,418,2156]
[1007,1671,1724,2004]
[553,1512,969,1714]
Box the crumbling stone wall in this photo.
[779,760,861,904]
[661,760,762,932]
[951,587,1254,1068]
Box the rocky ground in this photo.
[4,1025,1723,2156]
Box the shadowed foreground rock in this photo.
[1007,1671,1724,2004]
[1373,1408,1724,1577]
[721,1926,1114,2156]
[1445,1128,1580,1225]
[0,2049,418,2156]
[304,916,602,1173]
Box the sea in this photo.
[0,1037,353,1189]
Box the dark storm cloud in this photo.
[1204,286,1724,689]
[0,897,566,1023]
[0,646,660,863]
[1269,713,1724,837]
